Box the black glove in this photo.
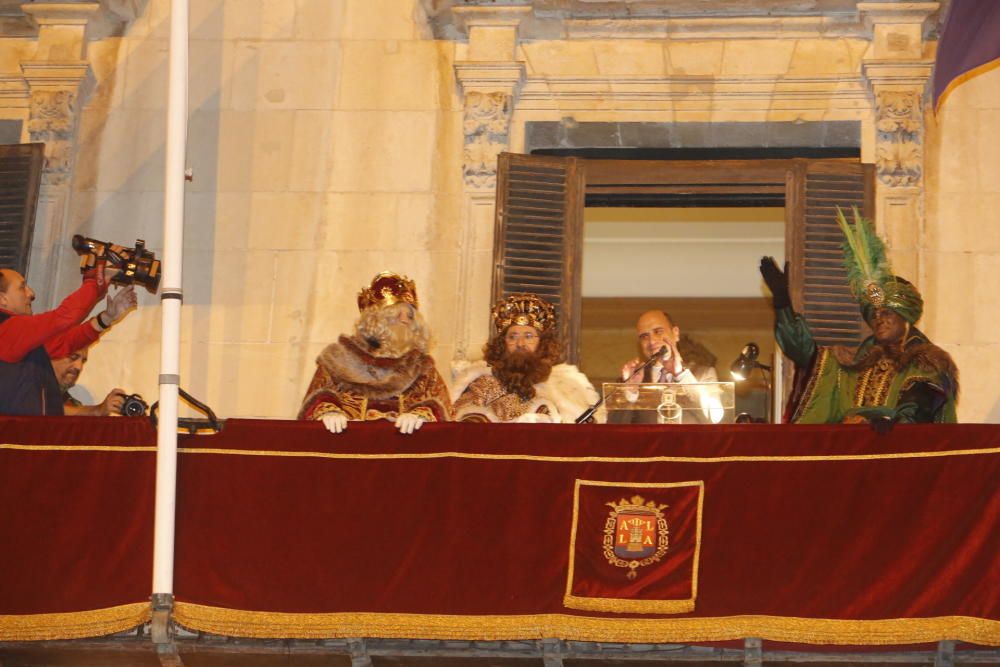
[760,256,791,310]
[869,415,896,435]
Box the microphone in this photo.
[574,346,669,424]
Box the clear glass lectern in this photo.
[603,382,736,425]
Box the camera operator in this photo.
[0,261,124,416]
[47,285,138,416]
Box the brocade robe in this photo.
[776,308,958,424]
[298,335,452,423]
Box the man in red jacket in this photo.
[0,263,130,416]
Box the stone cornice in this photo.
[455,61,527,96]
[862,60,935,89]
[0,77,31,100]
[565,15,865,40]
[20,61,94,90]
[857,2,940,28]
[451,4,533,35]
[516,74,869,113]
[20,2,101,26]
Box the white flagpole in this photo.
[152,0,188,639]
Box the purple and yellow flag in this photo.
[933,0,1000,112]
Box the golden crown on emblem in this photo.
[357,271,418,311]
[491,293,556,335]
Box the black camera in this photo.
[120,394,148,417]
[72,235,161,294]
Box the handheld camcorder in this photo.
[72,235,161,294]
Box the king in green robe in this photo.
[760,210,958,426]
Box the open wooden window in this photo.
[492,153,584,358]
[789,160,875,347]
[0,144,44,276]
[493,153,874,364]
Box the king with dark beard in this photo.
[451,294,602,423]
[298,272,452,434]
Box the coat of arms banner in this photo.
[564,480,703,613]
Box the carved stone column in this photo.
[859,2,938,283]
[19,2,98,305]
[451,6,529,363]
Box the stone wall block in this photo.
[293,0,348,40]
[230,40,340,110]
[248,109,297,190]
[521,41,598,77]
[321,193,398,251]
[787,39,854,75]
[121,38,168,110]
[182,247,276,343]
[83,38,124,110]
[338,41,445,111]
[973,253,1000,344]
[977,109,1000,193]
[183,191,253,250]
[271,250,322,345]
[328,110,437,192]
[248,192,323,250]
[720,40,795,76]
[74,107,137,191]
[129,108,167,191]
[665,41,724,76]
[921,250,976,344]
[592,40,667,77]
[221,0,296,40]
[342,0,418,41]
[287,109,336,192]
[189,39,234,112]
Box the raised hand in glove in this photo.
[759,256,791,310]
[394,412,425,435]
[104,285,137,325]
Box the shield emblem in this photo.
[603,495,669,579]
[613,511,658,559]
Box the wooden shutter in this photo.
[493,153,585,363]
[789,160,875,347]
[0,143,44,275]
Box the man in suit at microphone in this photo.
[610,310,719,424]
[620,310,718,385]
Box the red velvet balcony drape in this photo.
[2,418,998,645]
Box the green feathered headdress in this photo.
[836,206,923,325]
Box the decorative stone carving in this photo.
[27,89,78,186]
[462,91,513,189]
[873,89,922,188]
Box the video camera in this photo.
[72,235,161,294]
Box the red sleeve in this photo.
[0,279,101,363]
[44,321,101,359]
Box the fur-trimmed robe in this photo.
[450,360,602,423]
[298,335,452,422]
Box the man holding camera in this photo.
[46,284,137,415]
[0,262,133,416]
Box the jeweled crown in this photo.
[491,293,556,335]
[357,271,418,311]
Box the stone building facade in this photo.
[0,0,996,421]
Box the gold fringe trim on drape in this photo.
[936,57,1000,113]
[173,603,1000,646]
[0,602,150,641]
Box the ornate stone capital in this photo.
[462,91,513,189]
[22,62,93,187]
[872,88,923,188]
[455,60,525,189]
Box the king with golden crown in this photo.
[298,271,452,434]
[451,293,601,423]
